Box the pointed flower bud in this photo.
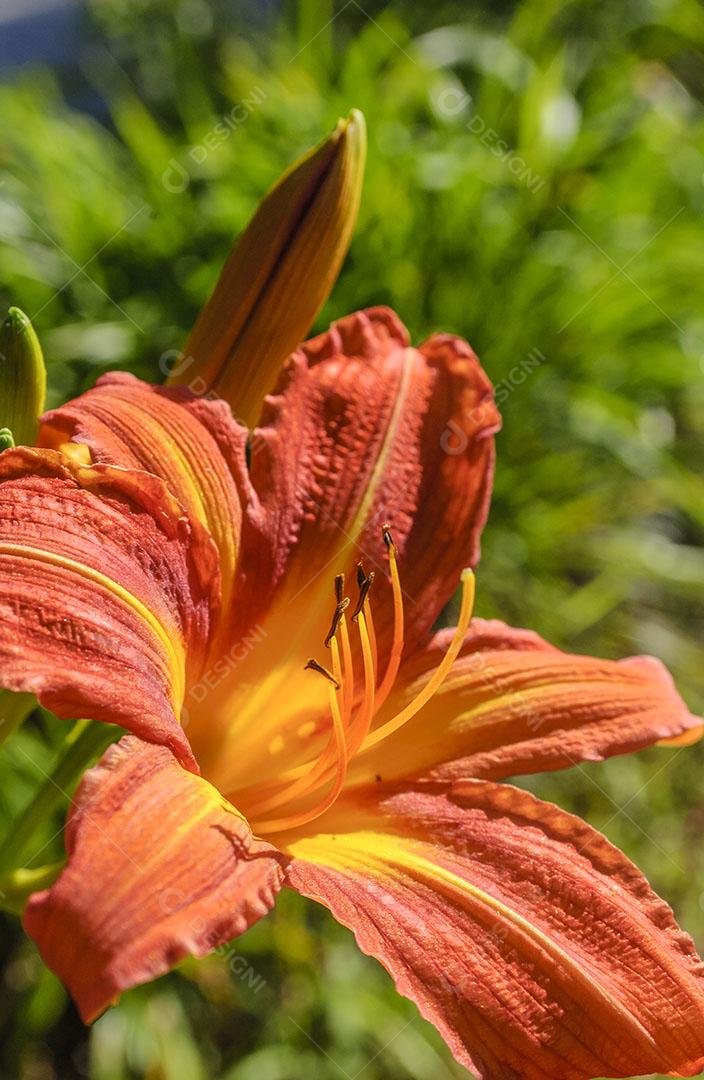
[0,308,46,447]
[168,110,367,426]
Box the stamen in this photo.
[301,607,376,792]
[338,607,354,724]
[351,570,375,623]
[375,524,404,708]
[353,560,377,677]
[363,593,378,681]
[324,597,351,648]
[329,576,354,718]
[329,634,343,688]
[249,641,347,819]
[360,568,475,751]
[304,657,340,689]
[347,609,376,753]
[252,582,354,806]
[254,645,349,834]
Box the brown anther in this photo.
[324,596,351,648]
[382,523,394,550]
[351,569,375,622]
[356,561,366,588]
[334,573,345,604]
[304,658,341,689]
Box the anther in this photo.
[356,561,366,588]
[382,522,394,550]
[334,573,345,604]
[304,658,341,689]
[351,570,375,623]
[324,596,351,647]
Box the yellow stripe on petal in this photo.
[347,622,703,788]
[0,448,214,765]
[285,781,704,1079]
[292,828,659,1056]
[0,543,186,711]
[40,373,245,647]
[25,736,283,1023]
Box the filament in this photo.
[252,640,348,833]
[347,610,376,754]
[247,639,347,819]
[360,568,475,751]
[362,596,378,683]
[375,527,404,709]
[338,610,354,725]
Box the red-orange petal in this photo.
[348,618,702,786]
[0,447,219,766]
[285,780,704,1080]
[248,307,500,654]
[24,735,285,1022]
[40,372,255,646]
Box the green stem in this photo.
[0,720,116,874]
[0,691,36,747]
[0,861,64,915]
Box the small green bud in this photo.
[0,307,47,446]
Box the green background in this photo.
[0,0,703,1077]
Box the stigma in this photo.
[248,526,476,835]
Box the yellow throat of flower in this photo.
[249,526,476,836]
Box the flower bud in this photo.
[169,110,366,426]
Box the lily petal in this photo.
[249,307,499,653]
[24,735,284,1023]
[285,780,704,1080]
[348,618,701,786]
[40,372,251,638]
[0,447,219,766]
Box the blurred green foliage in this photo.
[1,0,704,1077]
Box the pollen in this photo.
[248,526,476,835]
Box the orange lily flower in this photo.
[1,307,703,1078]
